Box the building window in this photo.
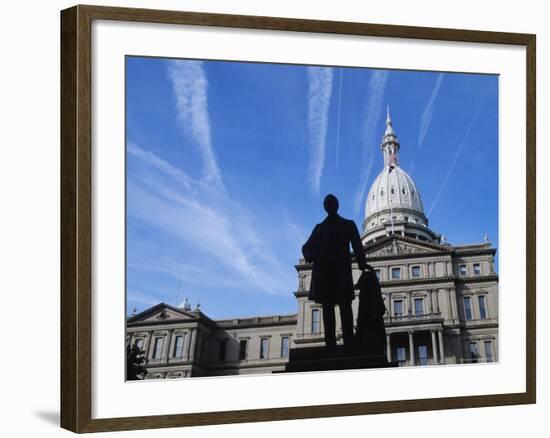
[173,335,185,359]
[418,345,428,366]
[380,189,384,196]
[372,194,375,200]
[374,269,381,280]
[473,263,481,275]
[311,308,321,333]
[393,300,404,317]
[463,296,473,320]
[391,188,395,194]
[239,339,248,360]
[414,298,424,315]
[404,215,409,222]
[402,188,406,195]
[459,264,467,276]
[478,295,488,319]
[218,339,227,361]
[152,337,163,359]
[260,338,269,359]
[411,266,421,277]
[469,342,479,363]
[396,347,407,366]
[281,336,290,358]
[134,338,144,350]
[391,267,401,279]
[484,340,494,363]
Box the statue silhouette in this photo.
[355,269,387,357]
[302,194,371,349]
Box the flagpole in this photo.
[387,164,394,235]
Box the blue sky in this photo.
[126,56,498,319]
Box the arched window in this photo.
[391,187,395,194]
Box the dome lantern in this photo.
[362,108,440,244]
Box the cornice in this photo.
[294,274,498,297]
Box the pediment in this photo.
[366,236,446,258]
[128,303,196,324]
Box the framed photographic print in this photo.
[60,4,536,433]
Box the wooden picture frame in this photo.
[60,4,536,433]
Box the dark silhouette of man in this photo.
[302,194,371,349]
[355,269,387,357]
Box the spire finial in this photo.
[386,105,391,125]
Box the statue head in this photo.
[323,194,339,216]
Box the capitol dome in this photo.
[365,165,424,218]
[362,107,440,244]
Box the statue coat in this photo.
[302,214,367,305]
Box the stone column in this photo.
[429,290,434,314]
[447,288,457,321]
[168,331,178,362]
[438,330,445,363]
[408,330,415,366]
[182,331,191,360]
[431,330,439,364]
[386,334,391,362]
[187,329,197,361]
[185,330,193,360]
[408,291,413,316]
[164,330,173,363]
[142,332,152,357]
[449,288,458,323]
[148,333,157,360]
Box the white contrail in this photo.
[353,70,390,216]
[427,83,494,217]
[307,66,334,194]
[335,68,344,171]
[418,73,444,149]
[127,142,193,190]
[167,60,223,189]
[410,73,444,176]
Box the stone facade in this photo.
[127,235,498,379]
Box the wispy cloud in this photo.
[353,71,390,216]
[417,73,444,149]
[307,67,334,194]
[127,291,163,308]
[282,208,306,246]
[127,256,242,290]
[335,68,344,171]
[128,142,193,190]
[167,60,224,190]
[127,144,292,296]
[427,83,494,216]
[127,59,296,306]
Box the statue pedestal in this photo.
[276,345,397,373]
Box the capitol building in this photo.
[126,110,499,379]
